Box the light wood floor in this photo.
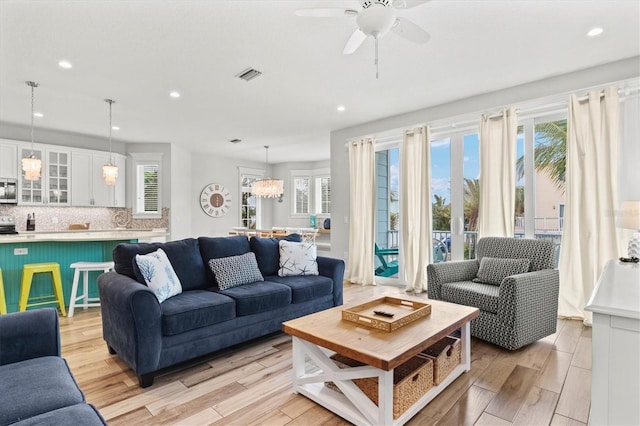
[60,283,591,425]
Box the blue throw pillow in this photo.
[208,252,264,290]
[135,248,183,303]
[250,233,302,276]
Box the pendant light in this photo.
[22,81,42,181]
[251,146,284,198]
[102,99,118,185]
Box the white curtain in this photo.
[348,138,376,285]
[401,126,432,293]
[477,107,518,239]
[558,87,620,323]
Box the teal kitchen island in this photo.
[0,229,168,313]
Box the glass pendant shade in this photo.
[251,145,284,198]
[22,155,42,181]
[252,178,284,198]
[102,162,118,186]
[22,81,42,181]
[103,99,118,185]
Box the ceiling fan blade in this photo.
[392,17,431,43]
[392,0,430,9]
[294,8,354,18]
[343,29,367,54]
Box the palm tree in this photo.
[464,178,480,231]
[432,195,450,231]
[516,120,567,192]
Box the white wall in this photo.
[330,57,640,262]
[169,143,192,240]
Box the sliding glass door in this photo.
[374,146,400,282]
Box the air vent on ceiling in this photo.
[229,138,242,144]
[236,67,262,82]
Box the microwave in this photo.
[0,178,17,204]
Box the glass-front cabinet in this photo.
[19,146,70,205]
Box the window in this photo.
[294,177,310,215]
[131,153,162,218]
[239,167,262,229]
[290,168,331,217]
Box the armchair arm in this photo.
[317,256,345,306]
[498,269,560,330]
[0,308,60,366]
[427,260,479,300]
[97,271,162,376]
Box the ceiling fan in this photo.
[295,0,431,78]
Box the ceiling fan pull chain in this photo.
[375,34,379,79]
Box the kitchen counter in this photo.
[0,228,168,243]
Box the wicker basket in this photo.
[326,354,433,419]
[420,336,461,385]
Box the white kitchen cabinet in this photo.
[585,260,640,426]
[0,142,18,178]
[71,151,126,207]
[18,145,70,205]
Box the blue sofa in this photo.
[0,308,106,426]
[98,235,345,387]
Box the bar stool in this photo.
[0,267,7,314]
[68,261,114,317]
[19,262,67,316]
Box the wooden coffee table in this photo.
[282,295,479,426]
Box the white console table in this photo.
[585,260,640,425]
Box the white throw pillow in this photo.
[278,240,319,277]
[135,248,183,303]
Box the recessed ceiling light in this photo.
[33,112,43,118]
[111,126,120,131]
[169,91,180,98]
[58,60,73,69]
[337,105,346,112]
[587,27,603,37]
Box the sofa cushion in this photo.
[208,252,264,290]
[160,290,236,336]
[473,257,530,285]
[199,236,251,285]
[265,275,333,304]
[249,233,302,276]
[0,356,85,426]
[278,240,319,277]
[113,238,209,291]
[135,248,182,303]
[13,404,106,426]
[441,281,500,314]
[217,281,291,316]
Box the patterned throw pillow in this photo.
[278,240,319,277]
[208,252,264,290]
[473,257,531,285]
[135,248,183,303]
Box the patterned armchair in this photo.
[427,237,559,350]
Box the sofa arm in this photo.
[427,260,479,300]
[0,308,60,366]
[498,269,560,330]
[317,256,345,306]
[97,271,163,377]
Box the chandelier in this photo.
[22,81,42,181]
[102,99,118,185]
[252,146,284,198]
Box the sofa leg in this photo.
[107,345,117,355]
[138,373,154,388]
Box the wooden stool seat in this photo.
[68,261,114,317]
[0,267,6,314]
[19,262,66,316]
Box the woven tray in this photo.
[342,296,431,332]
[419,336,461,385]
[326,353,433,419]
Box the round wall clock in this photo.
[200,183,231,217]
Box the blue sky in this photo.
[388,132,525,204]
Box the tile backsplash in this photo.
[0,206,169,232]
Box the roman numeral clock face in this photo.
[200,184,231,217]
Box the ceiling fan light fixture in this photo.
[357,3,396,37]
